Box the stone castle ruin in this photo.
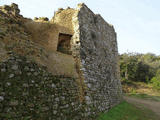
[0,3,122,119]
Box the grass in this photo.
[97,101,159,120]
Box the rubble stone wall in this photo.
[77,3,122,114]
[0,3,122,120]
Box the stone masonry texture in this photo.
[0,3,122,120]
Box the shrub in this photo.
[151,70,160,90]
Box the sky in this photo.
[1,0,160,55]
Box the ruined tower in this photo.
[0,3,122,119]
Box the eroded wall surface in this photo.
[24,8,79,78]
[0,3,122,120]
[76,3,122,116]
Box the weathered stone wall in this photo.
[75,3,122,114]
[52,8,75,35]
[0,53,84,120]
[0,3,78,78]
[0,3,122,120]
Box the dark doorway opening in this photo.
[57,33,72,55]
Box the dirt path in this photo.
[124,96,160,117]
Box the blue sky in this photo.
[1,0,160,55]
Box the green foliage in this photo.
[151,70,160,90]
[130,88,137,94]
[120,54,138,81]
[120,53,160,83]
[97,101,158,120]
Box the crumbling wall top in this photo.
[51,7,76,35]
[0,3,20,16]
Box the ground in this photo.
[124,96,160,117]
[97,96,160,120]
[97,81,160,120]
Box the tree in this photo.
[119,53,160,83]
[119,53,138,81]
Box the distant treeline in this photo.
[119,53,160,89]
